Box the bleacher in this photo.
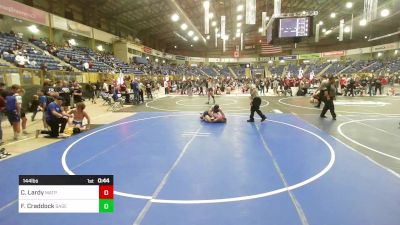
[342,60,377,74]
[1,33,61,70]
[305,62,329,75]
[201,67,218,76]
[269,65,285,76]
[323,61,352,76]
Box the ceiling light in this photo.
[180,23,188,30]
[330,12,336,18]
[280,60,285,63]
[188,30,194,36]
[322,28,327,32]
[217,33,220,37]
[206,35,210,40]
[325,30,332,34]
[237,4,244,12]
[203,1,210,8]
[377,52,382,57]
[27,25,39,33]
[69,39,77,46]
[174,45,177,48]
[97,45,104,51]
[237,22,242,28]
[359,19,367,26]
[394,50,398,55]
[319,21,323,25]
[344,26,351,33]
[171,13,180,22]
[380,9,390,17]
[258,27,263,33]
[236,28,241,33]
[302,11,306,15]
[266,16,270,21]
[268,60,273,64]
[237,15,243,21]
[259,40,262,43]
[193,36,199,41]
[236,33,240,38]
[190,44,193,47]
[364,35,368,39]
[209,12,214,19]
[345,2,353,9]
[211,21,217,26]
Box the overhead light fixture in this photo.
[345,2,353,9]
[330,12,336,18]
[171,13,180,22]
[377,52,382,57]
[236,28,241,33]
[325,30,332,34]
[359,19,367,26]
[280,60,285,63]
[193,36,199,41]
[302,11,306,15]
[344,26,351,33]
[268,60,273,64]
[364,35,368,39]
[188,30,194,36]
[174,45,177,48]
[190,44,193,47]
[236,33,240,38]
[216,33,220,38]
[97,45,104,51]
[237,4,244,12]
[180,23,188,30]
[209,12,214,19]
[206,35,210,40]
[203,1,210,8]
[237,22,242,27]
[224,35,229,41]
[27,25,39,33]
[237,15,243,21]
[162,60,166,63]
[69,39,77,46]
[258,27,263,33]
[322,28,327,33]
[211,21,217,26]
[259,40,262,43]
[380,9,390,17]
[319,21,323,25]
[394,50,398,55]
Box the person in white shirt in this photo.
[15,54,26,67]
[83,62,89,71]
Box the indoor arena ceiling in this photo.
[18,0,400,52]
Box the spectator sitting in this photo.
[14,53,26,67]
[67,102,90,131]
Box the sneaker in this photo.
[22,130,29,135]
[247,119,255,122]
[261,116,267,122]
[332,117,337,120]
[320,115,327,118]
[35,130,41,138]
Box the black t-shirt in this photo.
[58,87,72,101]
[0,90,12,99]
[43,85,56,104]
[73,89,83,102]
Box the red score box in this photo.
[99,185,114,199]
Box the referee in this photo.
[320,76,337,120]
[247,85,266,122]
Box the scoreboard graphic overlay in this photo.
[18,175,113,213]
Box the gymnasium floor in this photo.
[0,94,399,225]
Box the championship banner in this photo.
[245,0,256,24]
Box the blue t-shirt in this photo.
[39,96,47,105]
[6,95,16,112]
[45,102,62,121]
